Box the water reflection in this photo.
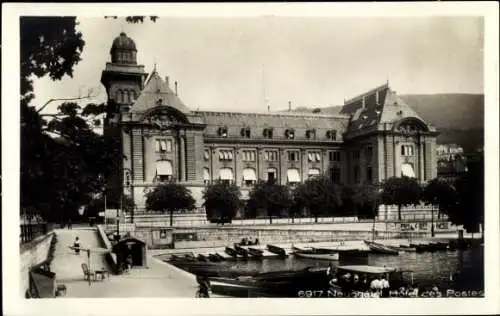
[205,248,483,291]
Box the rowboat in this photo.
[234,244,249,259]
[267,245,288,258]
[208,254,222,262]
[248,247,264,259]
[225,247,239,258]
[294,251,340,261]
[197,254,209,262]
[396,245,417,252]
[363,240,400,255]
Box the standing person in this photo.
[73,237,80,255]
[370,275,382,296]
[126,254,133,272]
[67,218,72,229]
[381,274,390,297]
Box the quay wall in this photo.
[19,233,55,297]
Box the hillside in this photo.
[279,94,484,152]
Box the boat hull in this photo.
[267,245,288,258]
[364,240,400,255]
[294,252,339,260]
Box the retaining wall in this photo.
[20,233,54,298]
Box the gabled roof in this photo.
[340,83,431,136]
[131,71,191,114]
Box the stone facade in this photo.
[101,33,439,210]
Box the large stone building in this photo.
[101,32,438,212]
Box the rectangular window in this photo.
[365,146,373,160]
[366,166,373,183]
[288,151,299,161]
[330,167,341,183]
[218,150,234,161]
[329,151,341,162]
[401,145,415,156]
[265,151,278,162]
[353,166,360,183]
[352,150,360,161]
[203,149,210,161]
[155,139,172,153]
[243,150,256,162]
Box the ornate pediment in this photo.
[142,105,189,130]
[394,117,429,135]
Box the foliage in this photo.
[20,17,85,105]
[381,176,422,220]
[248,181,293,224]
[347,184,381,218]
[422,178,458,219]
[293,176,342,222]
[145,182,196,226]
[203,181,241,224]
[20,16,156,222]
[450,151,484,233]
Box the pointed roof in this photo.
[131,70,191,114]
[340,83,432,137]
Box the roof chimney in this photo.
[288,101,292,112]
[174,81,178,96]
[362,96,366,108]
[165,76,169,87]
[267,105,270,112]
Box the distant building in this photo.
[436,144,467,182]
[101,33,439,211]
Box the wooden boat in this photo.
[395,245,417,252]
[363,240,400,255]
[225,247,239,258]
[208,254,221,262]
[248,247,264,259]
[294,251,339,261]
[267,244,288,258]
[197,254,209,262]
[234,244,249,259]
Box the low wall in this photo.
[96,225,118,274]
[20,233,54,298]
[172,227,429,249]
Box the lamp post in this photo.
[123,168,135,224]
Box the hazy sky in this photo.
[32,16,484,114]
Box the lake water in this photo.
[188,247,484,293]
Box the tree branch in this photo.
[36,88,98,113]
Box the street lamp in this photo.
[123,168,135,224]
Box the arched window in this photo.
[218,126,228,137]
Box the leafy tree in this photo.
[247,181,293,224]
[145,183,196,226]
[352,184,381,219]
[422,178,458,236]
[20,16,157,222]
[294,176,342,222]
[450,150,484,237]
[203,181,241,224]
[381,176,422,220]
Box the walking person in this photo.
[67,219,72,229]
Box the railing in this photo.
[20,223,51,245]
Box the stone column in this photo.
[180,135,186,182]
[419,135,425,182]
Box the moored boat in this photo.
[248,247,264,259]
[197,254,209,262]
[294,251,340,261]
[267,244,288,258]
[225,247,239,258]
[363,240,400,255]
[208,253,221,262]
[234,244,250,259]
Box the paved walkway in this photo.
[51,228,226,297]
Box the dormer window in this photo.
[240,127,251,138]
[305,129,316,140]
[263,128,273,139]
[285,129,295,140]
[326,130,337,141]
[218,126,228,138]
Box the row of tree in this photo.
[143,151,483,234]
